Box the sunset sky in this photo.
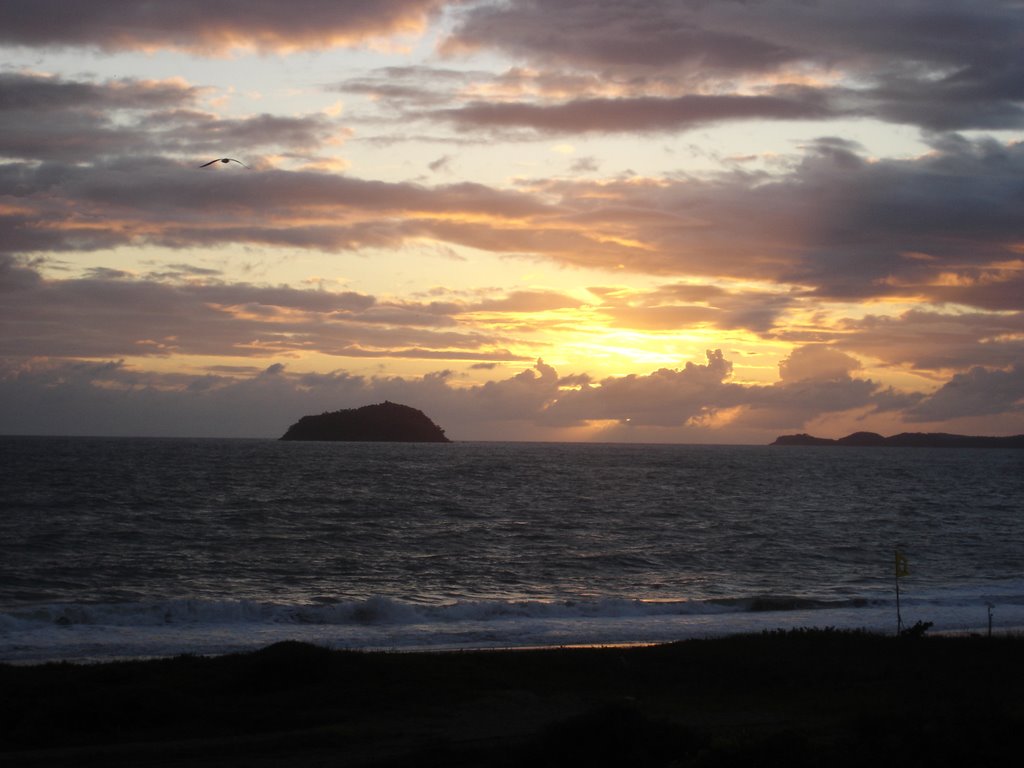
[2,0,1023,442]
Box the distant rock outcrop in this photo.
[280,402,450,442]
[772,431,1024,448]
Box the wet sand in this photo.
[2,630,1021,766]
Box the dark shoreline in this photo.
[3,630,1022,767]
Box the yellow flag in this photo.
[894,550,909,578]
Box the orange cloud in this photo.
[0,0,450,54]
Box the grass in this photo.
[2,629,1022,766]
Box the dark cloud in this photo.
[443,0,799,73]
[539,346,887,431]
[441,0,1024,133]
[428,89,837,134]
[0,73,336,162]
[0,158,553,259]
[0,73,195,162]
[0,0,451,53]
[0,356,528,439]
[519,135,1024,307]
[0,262,529,361]
[865,63,1024,132]
[157,111,335,153]
[923,272,1024,314]
[734,377,882,431]
[67,165,544,218]
[543,349,739,427]
[0,72,198,111]
[783,136,1024,299]
[836,310,1024,372]
[2,346,1021,440]
[446,1,1024,80]
[907,363,1024,422]
[0,254,41,292]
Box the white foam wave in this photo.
[1,594,845,631]
[5,584,1024,664]
[0,587,998,633]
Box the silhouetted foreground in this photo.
[3,631,1022,767]
[773,430,1024,448]
[280,401,450,442]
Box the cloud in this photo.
[543,349,739,427]
[778,345,862,383]
[517,135,1024,305]
[0,73,197,162]
[789,136,1024,300]
[907,363,1024,422]
[442,0,799,73]
[2,2,1022,446]
[4,116,1021,369]
[835,310,1024,372]
[0,358,368,437]
[865,63,1024,132]
[5,131,1022,376]
[5,72,1021,324]
[335,65,481,109]
[538,345,886,433]
[428,154,453,172]
[0,73,338,163]
[440,0,1024,133]
[465,290,583,313]
[0,157,552,259]
[477,1,1022,81]
[0,0,451,53]
[427,89,837,134]
[0,356,564,439]
[0,260,531,362]
[570,156,600,173]
[0,348,938,440]
[0,72,198,111]
[592,282,800,335]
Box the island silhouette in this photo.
[772,431,1024,448]
[281,401,450,442]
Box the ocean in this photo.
[2,436,1023,663]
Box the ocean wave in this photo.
[5,587,1024,664]
[1,593,883,630]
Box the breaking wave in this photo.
[1,593,884,631]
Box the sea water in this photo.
[1,437,1022,663]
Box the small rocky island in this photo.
[280,401,450,442]
[772,431,1024,448]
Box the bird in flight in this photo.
[199,158,248,168]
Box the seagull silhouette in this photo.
[199,158,248,168]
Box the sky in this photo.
[1,0,1023,443]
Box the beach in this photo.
[2,630,1021,767]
